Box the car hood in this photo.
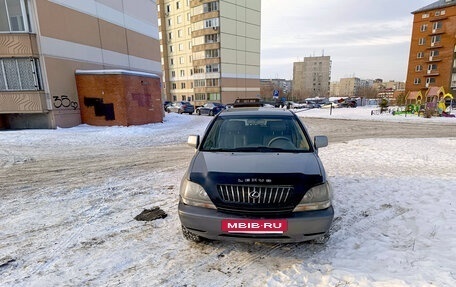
[187,151,326,212]
[189,151,324,176]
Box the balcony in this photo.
[0,91,48,113]
[426,56,441,63]
[0,33,38,57]
[423,69,439,77]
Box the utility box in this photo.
[75,70,163,126]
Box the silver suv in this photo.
[178,107,333,243]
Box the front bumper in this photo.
[178,202,334,243]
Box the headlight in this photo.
[293,182,332,212]
[180,179,216,209]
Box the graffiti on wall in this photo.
[53,95,79,110]
[131,93,152,107]
[84,97,115,121]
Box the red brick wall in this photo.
[76,73,163,126]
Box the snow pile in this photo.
[0,108,455,286]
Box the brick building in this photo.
[405,0,456,105]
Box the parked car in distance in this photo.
[178,107,333,243]
[196,102,226,116]
[285,101,306,109]
[166,101,195,114]
[163,101,172,111]
[320,102,339,109]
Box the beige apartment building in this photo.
[292,56,331,101]
[157,0,261,106]
[0,0,162,129]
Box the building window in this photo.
[209,93,220,101]
[166,4,171,13]
[414,78,421,84]
[418,38,425,45]
[194,79,205,87]
[430,50,439,57]
[176,1,180,10]
[181,83,186,89]
[206,78,219,87]
[0,58,43,91]
[167,18,172,26]
[179,44,184,51]
[177,15,182,24]
[170,58,174,65]
[431,35,441,44]
[180,70,185,77]
[426,77,436,84]
[204,2,219,12]
[422,13,429,18]
[171,71,176,77]
[172,83,177,89]
[420,24,428,32]
[194,67,204,74]
[433,21,442,30]
[169,45,174,53]
[205,49,219,58]
[204,18,219,28]
[205,34,219,43]
[415,65,422,72]
[179,56,184,64]
[178,29,183,38]
[195,93,206,101]
[417,52,424,59]
[0,0,30,32]
[206,64,219,72]
[428,64,437,71]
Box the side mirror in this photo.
[187,135,200,148]
[314,135,328,149]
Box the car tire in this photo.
[182,225,204,242]
[189,112,193,115]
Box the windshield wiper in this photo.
[205,147,298,152]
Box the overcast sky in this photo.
[260,0,433,82]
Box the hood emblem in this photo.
[249,189,260,199]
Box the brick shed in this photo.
[75,70,163,126]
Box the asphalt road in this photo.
[301,117,456,143]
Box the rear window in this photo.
[200,115,311,152]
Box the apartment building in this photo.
[405,0,456,104]
[292,56,331,101]
[0,0,161,129]
[157,0,261,106]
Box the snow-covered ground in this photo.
[0,107,455,286]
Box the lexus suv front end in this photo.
[178,108,333,243]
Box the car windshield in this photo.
[201,115,312,152]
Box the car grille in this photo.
[217,185,293,205]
